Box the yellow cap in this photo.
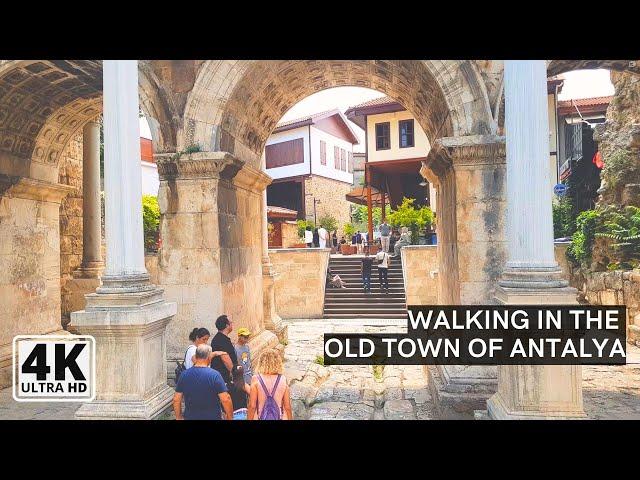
[237,327,251,337]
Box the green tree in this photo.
[343,223,355,238]
[352,205,383,228]
[386,197,434,244]
[142,195,160,252]
[318,214,338,233]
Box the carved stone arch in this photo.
[182,60,496,172]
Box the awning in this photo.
[267,205,298,220]
[345,185,386,206]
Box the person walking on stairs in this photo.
[376,248,390,292]
[361,247,374,293]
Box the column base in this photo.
[74,384,174,420]
[427,364,497,419]
[487,276,586,420]
[487,389,586,420]
[70,278,177,421]
[72,261,104,280]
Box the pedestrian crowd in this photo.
[173,314,292,420]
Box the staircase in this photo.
[323,255,407,319]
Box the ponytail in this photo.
[188,328,199,342]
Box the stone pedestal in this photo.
[71,277,177,419]
[487,283,585,420]
[69,61,176,419]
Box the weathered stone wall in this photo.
[401,245,438,306]
[282,221,300,248]
[555,242,640,345]
[594,71,640,207]
[0,180,72,388]
[269,248,330,318]
[145,253,159,285]
[303,175,352,229]
[58,133,84,323]
[218,178,264,336]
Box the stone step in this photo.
[324,255,407,321]
[324,306,407,313]
[323,313,408,319]
[324,295,406,301]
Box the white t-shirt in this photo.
[184,344,197,369]
[304,230,313,244]
[318,228,328,248]
[376,251,389,268]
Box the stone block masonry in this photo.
[303,175,352,229]
[269,248,330,318]
[401,245,438,306]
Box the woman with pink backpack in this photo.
[248,348,293,420]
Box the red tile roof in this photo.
[346,96,396,109]
[558,96,612,116]
[267,205,298,219]
[274,108,360,144]
[275,108,341,129]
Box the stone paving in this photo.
[284,319,436,420]
[0,318,638,420]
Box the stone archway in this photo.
[154,60,507,375]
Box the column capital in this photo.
[232,164,273,194]
[155,151,244,181]
[436,134,506,167]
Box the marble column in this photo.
[70,60,176,419]
[487,60,585,419]
[261,156,287,343]
[74,121,103,278]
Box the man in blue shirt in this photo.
[173,344,233,420]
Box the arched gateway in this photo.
[1,59,634,419]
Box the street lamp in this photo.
[305,194,321,225]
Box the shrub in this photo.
[595,205,640,270]
[552,196,575,239]
[297,219,314,239]
[142,195,160,252]
[567,208,601,267]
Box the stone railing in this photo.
[401,245,439,306]
[268,248,330,319]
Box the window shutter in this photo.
[334,146,340,169]
[320,140,326,165]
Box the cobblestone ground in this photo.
[0,320,638,420]
[284,319,437,420]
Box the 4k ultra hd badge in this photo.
[12,335,96,402]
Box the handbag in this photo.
[174,347,190,384]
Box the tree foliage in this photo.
[386,197,434,244]
[142,195,160,252]
[552,196,576,239]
